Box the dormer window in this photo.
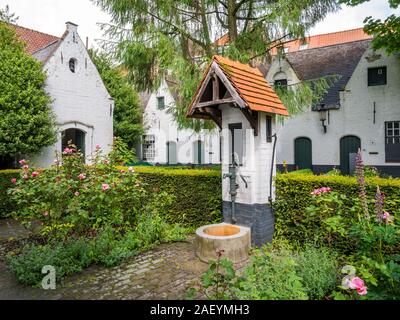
[368,66,386,86]
[273,71,288,91]
[69,58,77,73]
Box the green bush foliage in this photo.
[295,244,338,299]
[1,165,222,226]
[0,22,57,160]
[118,166,222,227]
[235,242,308,300]
[0,169,19,218]
[191,241,339,300]
[7,214,187,286]
[274,173,400,252]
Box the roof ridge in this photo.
[10,23,60,39]
[306,26,369,39]
[285,38,372,55]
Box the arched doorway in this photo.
[193,140,204,164]
[340,135,361,175]
[294,137,312,170]
[62,128,86,155]
[166,141,177,165]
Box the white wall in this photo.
[269,46,400,169]
[220,104,276,204]
[142,79,221,164]
[31,23,114,167]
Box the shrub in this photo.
[118,166,222,227]
[7,238,93,286]
[295,244,338,299]
[8,145,149,238]
[7,212,189,285]
[0,169,19,218]
[235,241,308,300]
[287,169,314,175]
[1,164,222,227]
[274,173,400,252]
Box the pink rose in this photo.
[11,178,17,184]
[43,211,49,217]
[102,183,110,191]
[120,170,126,173]
[348,277,364,290]
[63,147,74,154]
[22,165,29,170]
[128,167,134,173]
[357,286,368,295]
[78,173,86,180]
[348,277,367,295]
[96,144,101,150]
[74,191,80,196]
[23,174,28,180]
[19,159,27,165]
[31,171,39,178]
[103,159,110,165]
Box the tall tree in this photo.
[89,50,143,150]
[0,22,56,168]
[341,0,400,54]
[0,5,19,23]
[92,0,340,129]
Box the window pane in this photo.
[157,97,165,109]
[228,123,243,165]
[368,66,387,86]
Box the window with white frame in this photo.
[143,135,156,161]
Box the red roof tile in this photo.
[277,27,372,53]
[11,24,59,54]
[216,27,372,53]
[188,55,289,117]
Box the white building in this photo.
[263,28,400,176]
[138,79,221,165]
[14,22,113,167]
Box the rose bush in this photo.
[9,142,154,239]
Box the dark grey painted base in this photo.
[223,201,274,246]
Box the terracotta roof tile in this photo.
[11,24,59,55]
[277,27,372,53]
[213,55,289,116]
[187,55,288,117]
[216,27,372,53]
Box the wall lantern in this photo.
[319,107,327,133]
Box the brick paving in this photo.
[0,219,248,300]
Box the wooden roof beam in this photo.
[240,109,259,136]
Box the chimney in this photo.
[65,21,78,33]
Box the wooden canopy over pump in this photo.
[187,55,289,135]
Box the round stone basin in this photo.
[195,223,251,263]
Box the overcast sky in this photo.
[1,0,399,49]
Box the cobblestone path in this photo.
[0,219,247,300]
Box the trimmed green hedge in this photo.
[1,168,222,226]
[120,166,222,227]
[274,173,400,252]
[0,169,19,218]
